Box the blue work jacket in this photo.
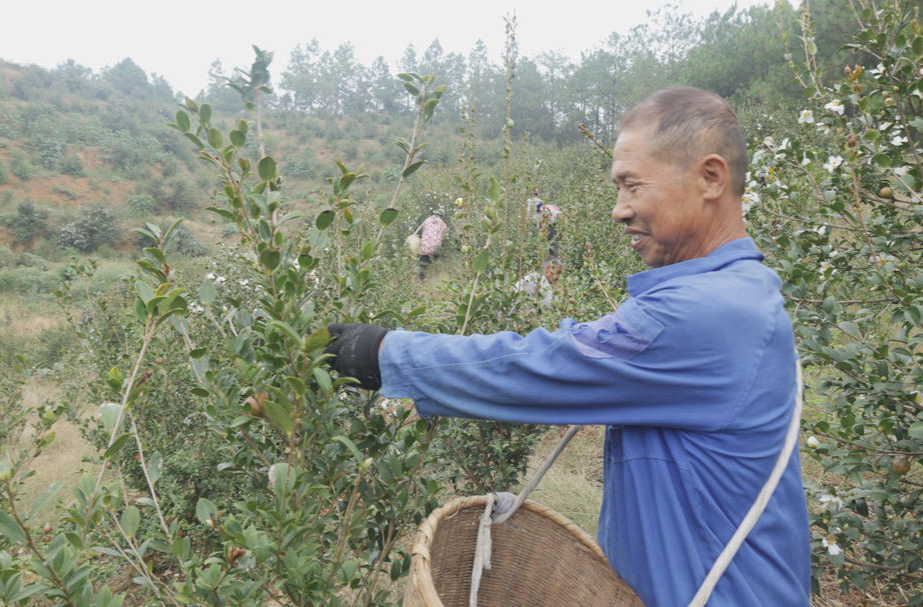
[380,238,811,606]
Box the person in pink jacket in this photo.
[418,210,447,280]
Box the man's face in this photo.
[609,127,705,268]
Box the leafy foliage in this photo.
[55,204,121,253]
[747,2,923,600]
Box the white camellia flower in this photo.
[762,135,775,148]
[806,435,819,448]
[869,63,885,76]
[822,536,842,556]
[823,155,844,173]
[894,165,911,177]
[824,99,845,115]
[817,124,832,136]
[819,494,844,511]
[890,134,908,146]
[798,109,815,124]
[206,272,216,280]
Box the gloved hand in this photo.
[324,323,388,390]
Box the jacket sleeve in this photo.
[379,288,777,430]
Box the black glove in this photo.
[324,323,388,390]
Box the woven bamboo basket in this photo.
[403,495,644,606]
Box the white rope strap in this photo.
[469,425,581,606]
[685,359,804,607]
[468,358,804,607]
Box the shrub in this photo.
[59,151,85,176]
[6,200,48,245]
[126,193,157,218]
[746,4,923,600]
[55,203,120,252]
[164,222,206,257]
[9,149,33,180]
[164,176,200,213]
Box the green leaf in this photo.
[104,434,131,460]
[423,98,440,121]
[304,326,330,353]
[473,250,489,273]
[402,161,425,178]
[120,506,140,538]
[199,103,213,125]
[107,367,125,393]
[229,129,246,147]
[264,400,293,435]
[487,176,501,203]
[183,132,204,149]
[258,156,277,181]
[137,280,155,303]
[260,249,281,270]
[269,320,302,345]
[147,453,162,485]
[99,402,121,431]
[316,209,335,230]
[206,128,223,149]
[402,82,420,96]
[332,435,364,463]
[29,481,64,519]
[199,280,217,305]
[910,421,923,439]
[0,511,27,545]
[872,153,891,168]
[837,321,859,337]
[313,367,332,394]
[175,110,191,132]
[196,498,218,528]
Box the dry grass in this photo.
[12,377,96,521]
[0,297,62,338]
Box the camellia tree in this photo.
[747,1,923,601]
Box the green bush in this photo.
[746,4,923,600]
[9,149,33,180]
[5,200,48,245]
[126,193,157,217]
[55,203,121,253]
[59,151,85,176]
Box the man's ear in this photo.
[698,154,729,200]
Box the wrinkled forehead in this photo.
[610,127,655,179]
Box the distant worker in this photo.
[514,255,563,310]
[528,189,561,256]
[418,209,447,280]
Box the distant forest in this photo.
[1,1,891,148]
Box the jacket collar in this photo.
[626,237,764,296]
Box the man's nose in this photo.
[611,196,632,223]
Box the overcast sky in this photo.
[2,0,791,96]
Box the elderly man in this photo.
[326,86,810,606]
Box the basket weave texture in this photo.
[403,495,645,607]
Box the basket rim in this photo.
[407,495,610,605]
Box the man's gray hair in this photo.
[618,86,747,197]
